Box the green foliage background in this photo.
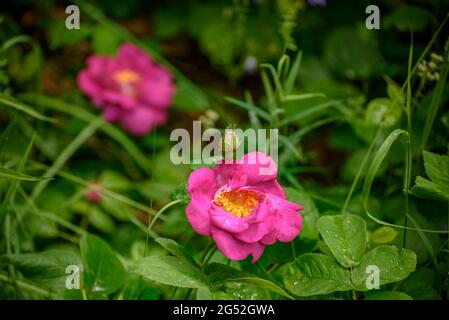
[0,0,448,300]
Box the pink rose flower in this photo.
[186,152,304,262]
[77,43,175,136]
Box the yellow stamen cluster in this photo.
[113,69,141,84]
[215,189,261,218]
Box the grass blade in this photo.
[20,94,152,173]
[362,129,448,234]
[31,119,102,200]
[0,166,50,181]
[0,93,54,122]
[225,97,271,121]
[285,51,303,95]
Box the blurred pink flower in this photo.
[186,152,303,262]
[77,43,175,136]
[85,180,102,203]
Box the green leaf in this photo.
[99,170,131,191]
[283,253,352,296]
[0,248,83,299]
[386,77,405,106]
[324,27,383,80]
[155,237,197,266]
[365,98,402,128]
[318,214,367,268]
[285,187,319,239]
[411,151,449,201]
[131,255,207,288]
[88,207,116,234]
[80,234,126,294]
[370,227,398,244]
[92,25,121,54]
[121,274,160,300]
[0,249,81,280]
[398,268,440,300]
[227,277,293,300]
[48,21,92,49]
[352,245,416,291]
[224,281,271,300]
[364,291,413,300]
[173,80,209,112]
[206,263,292,299]
[384,5,432,32]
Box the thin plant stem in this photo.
[144,126,158,258]
[403,33,414,249]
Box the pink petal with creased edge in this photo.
[211,227,264,262]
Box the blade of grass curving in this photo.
[0,272,51,298]
[285,51,302,95]
[341,126,381,215]
[0,111,17,161]
[31,118,102,200]
[279,134,301,160]
[277,54,290,83]
[147,199,183,234]
[260,63,284,99]
[260,69,276,116]
[288,116,340,143]
[282,93,327,103]
[4,213,23,299]
[1,35,33,52]
[362,129,448,234]
[28,161,159,223]
[16,116,56,161]
[0,93,54,122]
[0,166,49,181]
[279,100,339,127]
[0,133,35,224]
[245,91,261,129]
[18,186,87,236]
[20,94,152,173]
[225,97,270,121]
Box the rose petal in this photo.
[210,205,251,233]
[250,179,285,198]
[234,199,274,243]
[211,227,265,262]
[187,168,217,199]
[119,107,166,136]
[238,151,278,184]
[186,199,212,236]
[261,194,303,245]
